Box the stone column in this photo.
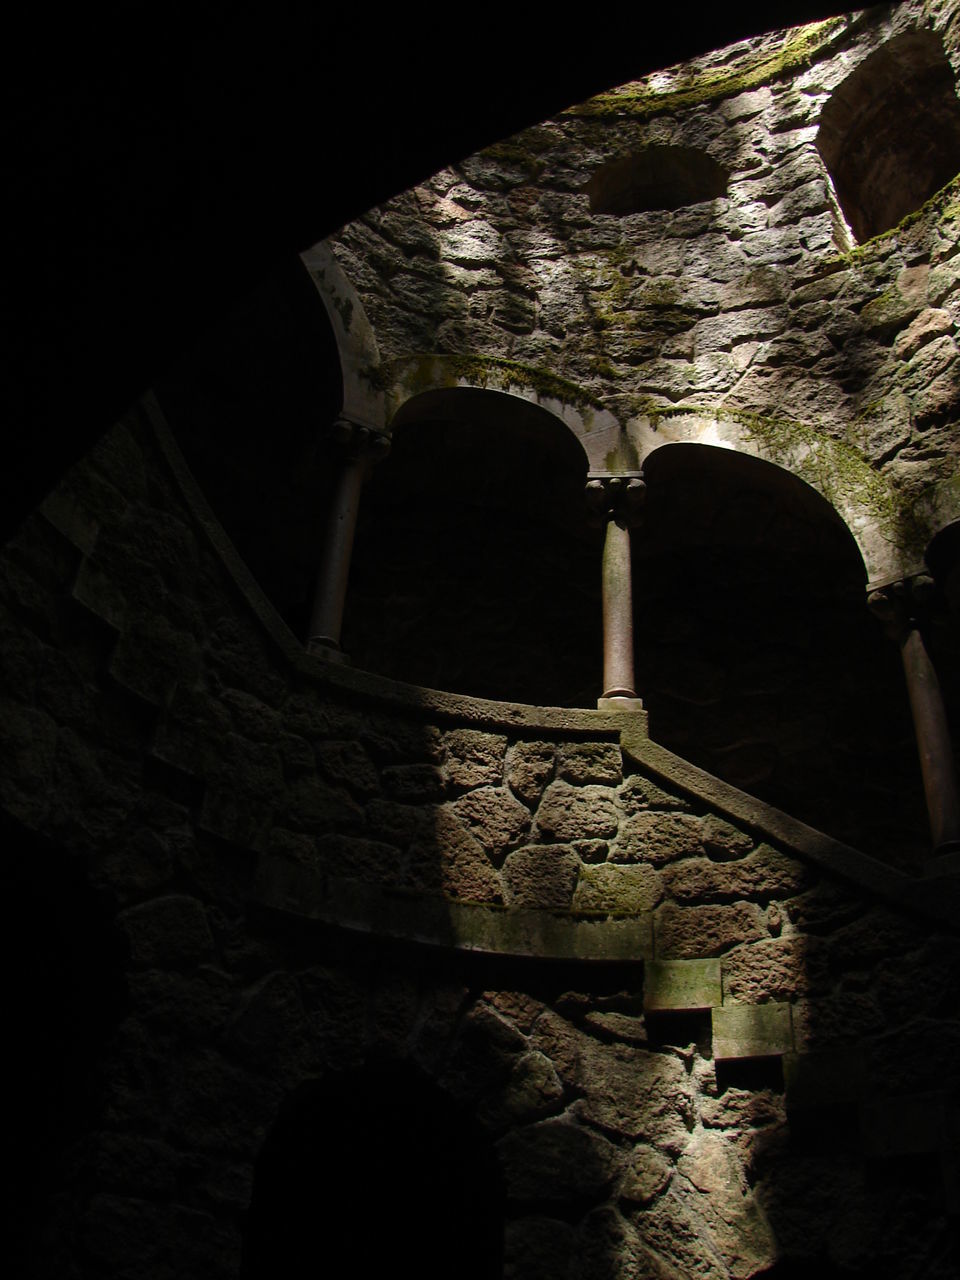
[586,474,646,709]
[868,576,960,860]
[926,519,960,622]
[308,417,389,657]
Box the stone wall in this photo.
[2,408,958,1277]
[321,0,960,864]
[331,2,960,516]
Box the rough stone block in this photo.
[451,786,531,860]
[502,844,580,909]
[617,773,690,813]
[119,894,214,969]
[700,814,754,859]
[722,934,828,1003]
[644,959,722,1011]
[712,1003,793,1060]
[381,762,445,801]
[574,862,663,915]
[556,741,622,786]
[655,901,766,958]
[783,1048,864,1112]
[443,728,507,789]
[497,1119,622,1202]
[860,1091,949,1158]
[505,740,555,807]
[662,846,806,904]
[534,780,619,842]
[613,811,702,866]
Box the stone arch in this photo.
[342,383,603,705]
[628,408,918,586]
[815,28,960,244]
[300,240,387,430]
[241,1061,504,1280]
[381,354,629,471]
[584,145,729,216]
[632,441,927,860]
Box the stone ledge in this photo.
[621,722,960,920]
[712,1002,793,1060]
[251,853,653,962]
[644,959,721,1011]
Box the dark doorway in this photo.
[242,1061,504,1279]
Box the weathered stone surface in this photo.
[582,1011,650,1045]
[661,845,807,903]
[497,1119,622,1202]
[119,895,214,968]
[574,862,663,914]
[314,740,380,796]
[573,1206,645,1280]
[783,1048,864,1112]
[314,832,405,886]
[700,1086,786,1131]
[620,1146,673,1205]
[480,1050,564,1126]
[655,901,766,958]
[676,1130,778,1279]
[645,959,722,1011]
[503,844,580,909]
[505,1217,576,1280]
[284,774,363,833]
[381,762,445,801]
[409,807,504,903]
[712,1002,793,1060]
[451,786,531,861]
[894,306,953,360]
[613,812,702,866]
[556,742,622,786]
[699,814,754,859]
[722,934,828,1003]
[535,781,620,842]
[572,1042,693,1150]
[506,740,556,806]
[443,728,507,788]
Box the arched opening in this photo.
[242,1062,504,1280]
[634,444,928,866]
[153,255,345,640]
[342,388,601,706]
[816,29,960,243]
[584,145,729,216]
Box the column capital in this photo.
[585,473,646,527]
[328,416,391,462]
[866,573,936,641]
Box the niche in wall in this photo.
[242,1063,504,1280]
[816,29,960,243]
[584,145,729,216]
[343,388,601,707]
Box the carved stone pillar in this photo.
[586,474,646,709]
[868,575,960,860]
[308,417,389,657]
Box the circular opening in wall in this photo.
[816,29,960,243]
[584,145,729,216]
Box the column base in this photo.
[597,695,645,712]
[307,637,351,665]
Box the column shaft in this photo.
[602,518,637,700]
[899,624,960,854]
